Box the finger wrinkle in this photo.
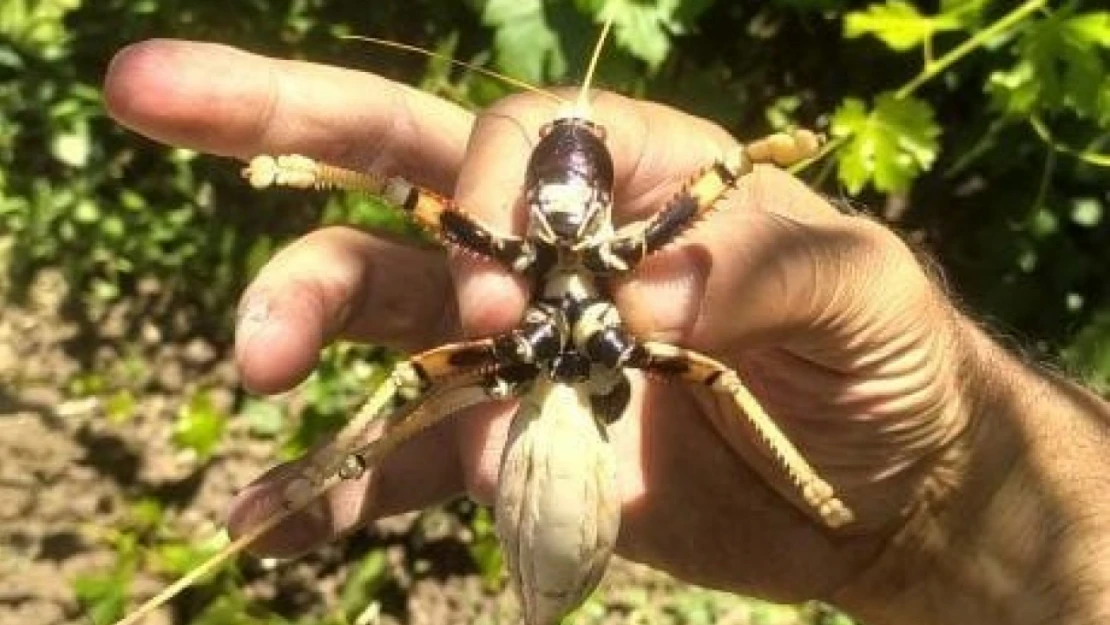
[249,58,282,160]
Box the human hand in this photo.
[104,40,993,618]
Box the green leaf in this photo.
[596,0,683,70]
[482,0,566,84]
[0,0,82,53]
[990,11,1110,120]
[125,497,165,530]
[187,593,288,625]
[104,389,136,423]
[241,397,285,437]
[154,531,230,578]
[172,390,227,460]
[1063,309,1110,393]
[845,1,962,51]
[466,507,505,590]
[339,551,390,618]
[73,569,131,625]
[940,0,989,29]
[74,543,136,625]
[831,93,941,193]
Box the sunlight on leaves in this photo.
[845,1,963,51]
[989,10,1110,122]
[172,390,227,460]
[832,93,940,193]
[482,0,566,84]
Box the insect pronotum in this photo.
[112,16,853,625]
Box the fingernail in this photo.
[237,291,274,345]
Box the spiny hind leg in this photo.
[109,368,528,625]
[243,155,539,273]
[583,128,822,273]
[285,336,533,508]
[627,340,853,529]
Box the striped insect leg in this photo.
[109,372,522,625]
[626,341,854,529]
[284,336,524,508]
[583,128,822,273]
[242,154,541,274]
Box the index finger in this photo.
[103,39,474,193]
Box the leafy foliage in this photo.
[832,94,940,193]
[173,390,228,460]
[844,0,962,51]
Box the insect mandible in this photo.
[113,17,853,625]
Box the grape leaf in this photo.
[598,0,675,69]
[845,1,962,51]
[481,0,566,85]
[589,0,709,70]
[989,10,1110,121]
[832,93,941,193]
[940,0,989,28]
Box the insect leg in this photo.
[243,155,540,273]
[286,329,554,508]
[110,370,525,625]
[624,340,854,529]
[583,129,822,273]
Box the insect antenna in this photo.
[110,498,327,625]
[342,35,567,105]
[572,15,614,118]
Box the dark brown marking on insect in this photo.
[414,339,500,380]
[713,161,738,186]
[526,119,614,191]
[440,209,493,250]
[551,353,591,382]
[626,347,692,378]
[703,370,723,387]
[643,193,699,252]
[407,361,432,388]
[401,186,421,212]
[583,326,635,369]
[489,363,540,393]
[445,344,498,369]
[519,316,562,361]
[589,374,631,425]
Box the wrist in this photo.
[834,320,1110,625]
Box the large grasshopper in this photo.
[114,18,852,625]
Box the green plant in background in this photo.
[4,0,1108,624]
[172,389,229,461]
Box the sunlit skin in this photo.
[104,39,1110,625]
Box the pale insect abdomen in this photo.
[495,378,620,625]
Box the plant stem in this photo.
[895,0,1048,99]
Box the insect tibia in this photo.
[712,370,855,528]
